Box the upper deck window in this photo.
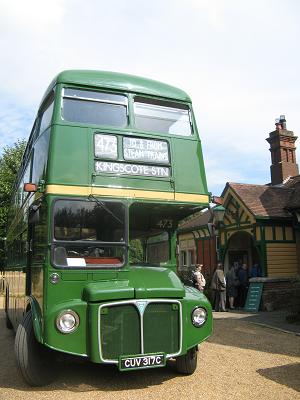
[134,97,192,136]
[62,88,128,128]
[39,97,54,134]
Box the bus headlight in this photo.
[191,307,207,327]
[56,310,79,333]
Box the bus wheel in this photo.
[15,311,58,386]
[4,290,13,330]
[175,346,198,375]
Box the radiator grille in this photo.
[99,300,181,362]
[100,304,141,360]
[143,303,180,354]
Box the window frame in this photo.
[20,89,55,179]
[50,197,128,269]
[133,95,194,137]
[39,97,54,136]
[60,87,129,129]
[145,231,170,264]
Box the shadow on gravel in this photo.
[0,310,178,393]
[48,358,177,393]
[257,363,300,392]
[208,315,300,358]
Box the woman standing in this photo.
[193,264,206,292]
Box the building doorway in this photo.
[224,231,260,274]
[228,250,248,269]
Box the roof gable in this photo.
[223,182,293,219]
[223,188,255,226]
[178,209,212,231]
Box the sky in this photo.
[0,0,299,195]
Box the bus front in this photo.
[15,71,212,384]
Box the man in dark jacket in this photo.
[238,263,248,308]
[211,263,226,311]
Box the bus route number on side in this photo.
[156,219,173,229]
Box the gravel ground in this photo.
[0,299,299,400]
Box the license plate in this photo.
[119,353,165,371]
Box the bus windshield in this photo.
[129,202,180,266]
[129,232,169,266]
[52,199,126,268]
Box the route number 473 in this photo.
[157,219,173,228]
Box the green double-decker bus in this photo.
[3,70,212,386]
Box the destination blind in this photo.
[123,137,169,164]
[95,161,170,178]
[94,134,169,165]
[94,134,170,178]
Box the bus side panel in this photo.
[172,138,208,195]
[181,291,213,352]
[28,295,44,343]
[30,200,49,334]
[48,125,89,186]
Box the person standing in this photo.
[226,265,239,310]
[250,263,261,278]
[193,264,206,292]
[211,263,226,311]
[238,263,249,308]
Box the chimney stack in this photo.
[266,115,299,185]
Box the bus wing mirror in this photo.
[24,183,37,193]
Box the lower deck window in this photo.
[52,199,126,268]
[53,244,125,267]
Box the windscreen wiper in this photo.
[88,194,124,225]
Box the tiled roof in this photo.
[228,182,293,218]
[179,176,299,233]
[178,209,212,231]
[286,182,300,209]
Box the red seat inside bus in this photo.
[84,257,122,264]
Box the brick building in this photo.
[177,116,300,309]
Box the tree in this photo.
[129,239,144,264]
[0,139,27,268]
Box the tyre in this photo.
[176,346,198,375]
[15,311,58,386]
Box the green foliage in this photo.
[0,139,27,268]
[129,239,144,264]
